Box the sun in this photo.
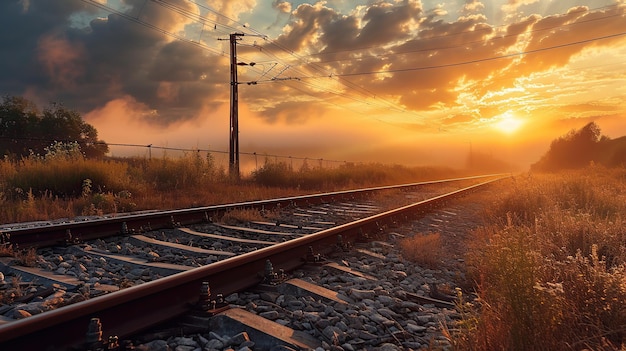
[494,111,523,134]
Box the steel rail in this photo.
[0,177,505,350]
[1,174,505,249]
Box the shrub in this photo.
[456,168,626,350]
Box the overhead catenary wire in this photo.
[0,137,349,165]
[76,0,626,145]
[79,0,626,118]
[225,3,626,120]
[75,0,626,141]
[82,0,626,80]
[306,3,625,63]
[242,29,626,81]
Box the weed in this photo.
[398,232,442,268]
[456,167,626,351]
[13,248,38,267]
[0,154,466,223]
[0,243,13,256]
[1,276,24,304]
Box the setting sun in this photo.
[0,1,625,170]
[494,112,524,135]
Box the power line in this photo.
[306,3,624,62]
[227,4,626,120]
[77,0,626,131]
[274,30,626,79]
[0,137,349,165]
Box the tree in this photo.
[0,95,108,159]
[531,122,609,171]
[39,102,109,158]
[0,95,40,157]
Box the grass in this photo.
[398,232,442,268]
[451,166,626,351]
[0,147,467,224]
[0,276,24,304]
[13,248,38,267]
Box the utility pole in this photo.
[228,33,243,179]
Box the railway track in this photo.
[0,174,506,350]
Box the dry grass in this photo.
[452,166,626,351]
[0,243,13,257]
[0,276,24,305]
[398,232,442,268]
[13,248,38,267]
[0,150,468,224]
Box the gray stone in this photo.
[322,325,346,344]
[204,339,224,349]
[137,339,170,351]
[377,295,395,305]
[226,332,250,347]
[356,330,378,340]
[416,314,433,324]
[406,323,427,333]
[173,337,196,347]
[367,313,391,325]
[378,343,401,351]
[225,293,239,303]
[173,346,194,351]
[349,289,376,300]
[341,343,355,351]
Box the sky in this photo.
[1,0,625,171]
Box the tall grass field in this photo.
[0,144,464,224]
[452,167,626,351]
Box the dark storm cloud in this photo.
[0,0,226,125]
[0,1,91,97]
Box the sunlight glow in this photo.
[494,111,523,134]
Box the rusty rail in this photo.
[1,174,504,249]
[0,176,506,349]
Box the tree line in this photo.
[0,95,108,159]
[532,121,626,171]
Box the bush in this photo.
[456,168,626,350]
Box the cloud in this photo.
[272,0,291,14]
[231,1,624,129]
[274,2,338,53]
[0,0,233,126]
[502,0,541,15]
[356,0,422,47]
[255,99,328,124]
[1,0,625,136]
[208,0,256,21]
[37,33,85,88]
[462,0,485,15]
